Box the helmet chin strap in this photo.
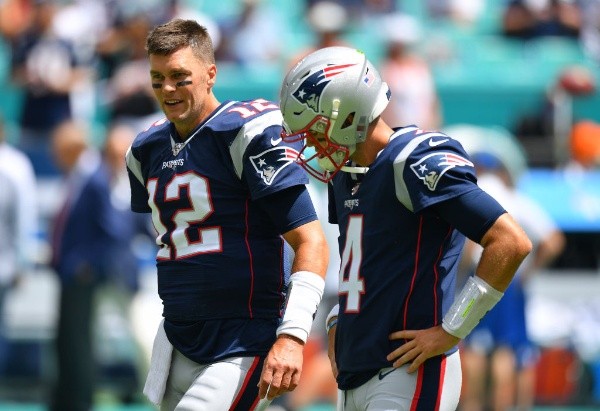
[339,146,368,174]
[316,153,369,176]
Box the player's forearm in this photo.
[278,220,329,342]
[285,220,329,278]
[475,213,532,292]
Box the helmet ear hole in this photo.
[341,112,355,129]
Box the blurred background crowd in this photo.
[0,0,599,410]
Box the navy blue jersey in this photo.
[126,99,312,361]
[329,126,480,390]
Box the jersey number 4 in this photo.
[339,215,365,312]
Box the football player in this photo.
[279,46,532,410]
[126,19,329,410]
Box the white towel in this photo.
[143,319,173,406]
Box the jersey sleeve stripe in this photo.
[126,146,144,186]
[230,110,284,179]
[392,134,431,212]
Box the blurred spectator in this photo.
[0,115,38,277]
[96,10,161,131]
[0,115,38,375]
[48,120,134,410]
[358,0,397,16]
[556,65,595,165]
[166,0,221,49]
[0,0,35,41]
[48,120,154,408]
[304,0,396,23]
[0,170,17,375]
[215,0,284,67]
[50,0,108,58]
[8,0,94,176]
[459,151,566,411]
[425,0,486,26]
[379,13,442,131]
[50,0,112,124]
[100,122,155,400]
[502,0,583,40]
[513,64,596,167]
[580,0,600,61]
[288,1,351,69]
[103,122,154,296]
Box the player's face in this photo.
[285,127,347,182]
[149,47,216,136]
[306,130,327,150]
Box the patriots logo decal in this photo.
[250,146,301,185]
[292,63,356,113]
[410,152,474,191]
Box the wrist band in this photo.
[276,271,325,343]
[442,275,503,339]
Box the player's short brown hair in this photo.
[146,19,215,64]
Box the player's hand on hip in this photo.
[387,325,460,373]
[258,334,304,400]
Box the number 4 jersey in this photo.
[126,99,309,326]
[328,126,479,390]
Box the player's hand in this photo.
[258,334,304,400]
[387,325,460,373]
[327,325,338,378]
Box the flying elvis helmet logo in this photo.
[292,63,356,112]
[410,152,474,191]
[250,146,301,185]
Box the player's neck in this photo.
[173,95,221,140]
[352,118,394,167]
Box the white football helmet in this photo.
[279,46,390,182]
